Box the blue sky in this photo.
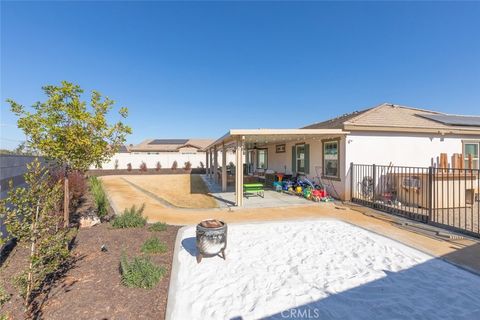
[1,1,479,149]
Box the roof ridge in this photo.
[344,103,389,124]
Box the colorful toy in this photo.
[295,186,303,194]
[273,181,283,192]
[303,188,312,199]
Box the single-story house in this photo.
[100,138,235,170]
[205,103,480,206]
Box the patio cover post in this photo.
[222,142,227,192]
[235,138,244,206]
[205,149,210,176]
[213,145,218,183]
[209,148,214,179]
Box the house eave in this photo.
[343,124,480,135]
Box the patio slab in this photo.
[201,175,317,209]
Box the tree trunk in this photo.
[63,175,69,228]
[25,202,40,311]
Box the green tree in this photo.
[7,81,131,226]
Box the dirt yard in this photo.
[101,174,218,210]
[0,223,180,320]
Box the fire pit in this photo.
[196,219,227,263]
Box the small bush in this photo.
[148,222,167,232]
[141,237,167,254]
[171,161,178,170]
[89,176,108,218]
[112,204,146,228]
[184,161,192,170]
[0,284,10,307]
[120,254,166,289]
[139,161,147,172]
[127,163,132,171]
[68,171,87,207]
[155,161,161,171]
[51,169,87,208]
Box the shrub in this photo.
[139,161,147,172]
[199,161,205,169]
[0,284,10,307]
[51,169,87,208]
[127,163,132,171]
[155,161,161,171]
[184,161,192,170]
[148,222,167,232]
[171,161,178,170]
[141,237,167,254]
[120,254,166,289]
[112,204,146,228]
[89,176,108,218]
[68,171,87,208]
[0,160,70,311]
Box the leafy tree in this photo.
[0,159,71,312]
[8,81,131,226]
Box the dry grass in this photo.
[101,174,217,209]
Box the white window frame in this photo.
[296,144,306,174]
[323,139,340,179]
[463,141,480,169]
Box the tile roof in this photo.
[302,103,480,133]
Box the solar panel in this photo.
[148,139,189,145]
[418,114,480,127]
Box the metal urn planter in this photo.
[196,219,227,263]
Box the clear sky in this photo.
[1,1,479,149]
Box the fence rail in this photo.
[351,163,480,238]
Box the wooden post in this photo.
[222,142,227,192]
[213,145,218,183]
[205,150,209,175]
[209,149,214,179]
[440,153,448,172]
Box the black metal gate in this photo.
[350,163,480,238]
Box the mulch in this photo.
[0,223,180,320]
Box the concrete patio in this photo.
[201,174,318,209]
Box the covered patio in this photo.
[204,129,347,206]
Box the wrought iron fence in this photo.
[351,163,480,238]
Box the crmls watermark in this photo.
[280,308,321,319]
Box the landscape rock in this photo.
[79,215,101,228]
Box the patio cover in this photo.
[205,129,348,206]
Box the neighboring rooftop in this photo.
[117,144,130,153]
[128,138,214,152]
[303,103,480,134]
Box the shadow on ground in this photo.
[181,237,197,257]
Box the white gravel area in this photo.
[168,219,480,320]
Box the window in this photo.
[257,149,268,169]
[463,142,479,169]
[323,139,339,179]
[296,144,305,173]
